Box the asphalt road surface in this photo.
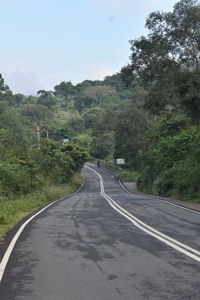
[0,163,200,300]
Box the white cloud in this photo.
[2,59,44,95]
[2,62,117,95]
[4,70,43,95]
[88,63,116,80]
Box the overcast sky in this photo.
[0,0,177,95]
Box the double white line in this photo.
[85,165,200,263]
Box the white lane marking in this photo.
[0,186,83,283]
[118,180,200,215]
[85,165,200,262]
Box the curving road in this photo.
[0,163,200,300]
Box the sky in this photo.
[0,0,177,95]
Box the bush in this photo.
[154,157,200,200]
[0,162,32,195]
[0,173,83,239]
[137,125,200,201]
[117,169,138,182]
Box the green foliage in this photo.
[153,158,200,200]
[82,85,117,106]
[72,134,93,150]
[48,124,73,141]
[0,109,32,151]
[114,107,148,168]
[104,73,134,99]
[0,73,12,108]
[73,95,94,113]
[0,173,83,239]
[66,113,84,134]
[1,0,200,229]
[0,161,33,195]
[137,125,200,200]
[121,0,200,121]
[12,94,25,107]
[37,90,57,109]
[54,81,75,99]
[83,107,103,129]
[0,76,89,201]
[90,133,115,159]
[118,0,200,201]
[117,169,138,182]
[123,0,200,85]
[175,71,200,122]
[61,142,90,169]
[21,104,52,122]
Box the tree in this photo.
[73,95,95,113]
[114,107,148,168]
[82,85,117,106]
[75,80,98,93]
[122,0,200,84]
[174,71,200,122]
[0,108,32,156]
[104,73,134,99]
[121,0,200,118]
[83,107,104,129]
[61,142,90,170]
[54,81,75,100]
[12,94,25,107]
[37,90,56,109]
[0,74,13,109]
[66,113,84,134]
[21,104,53,148]
[21,104,52,122]
[90,133,115,158]
[158,0,200,71]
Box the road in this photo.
[0,163,200,300]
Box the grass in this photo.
[0,173,83,241]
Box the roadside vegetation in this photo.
[0,0,199,239]
[116,170,138,183]
[0,173,82,240]
[0,75,89,239]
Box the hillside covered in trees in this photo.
[0,0,199,235]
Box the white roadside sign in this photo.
[116,158,125,165]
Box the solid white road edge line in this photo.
[0,185,83,283]
[85,165,200,262]
[118,180,200,216]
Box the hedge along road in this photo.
[0,163,200,300]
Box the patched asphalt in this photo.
[0,164,200,300]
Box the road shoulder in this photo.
[123,182,200,212]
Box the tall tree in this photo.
[122,0,200,85]
[0,74,13,109]
[21,104,52,148]
[37,90,56,109]
[54,81,74,100]
[121,0,200,118]
[82,85,117,106]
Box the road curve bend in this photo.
[0,163,200,300]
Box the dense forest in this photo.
[0,0,199,237]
